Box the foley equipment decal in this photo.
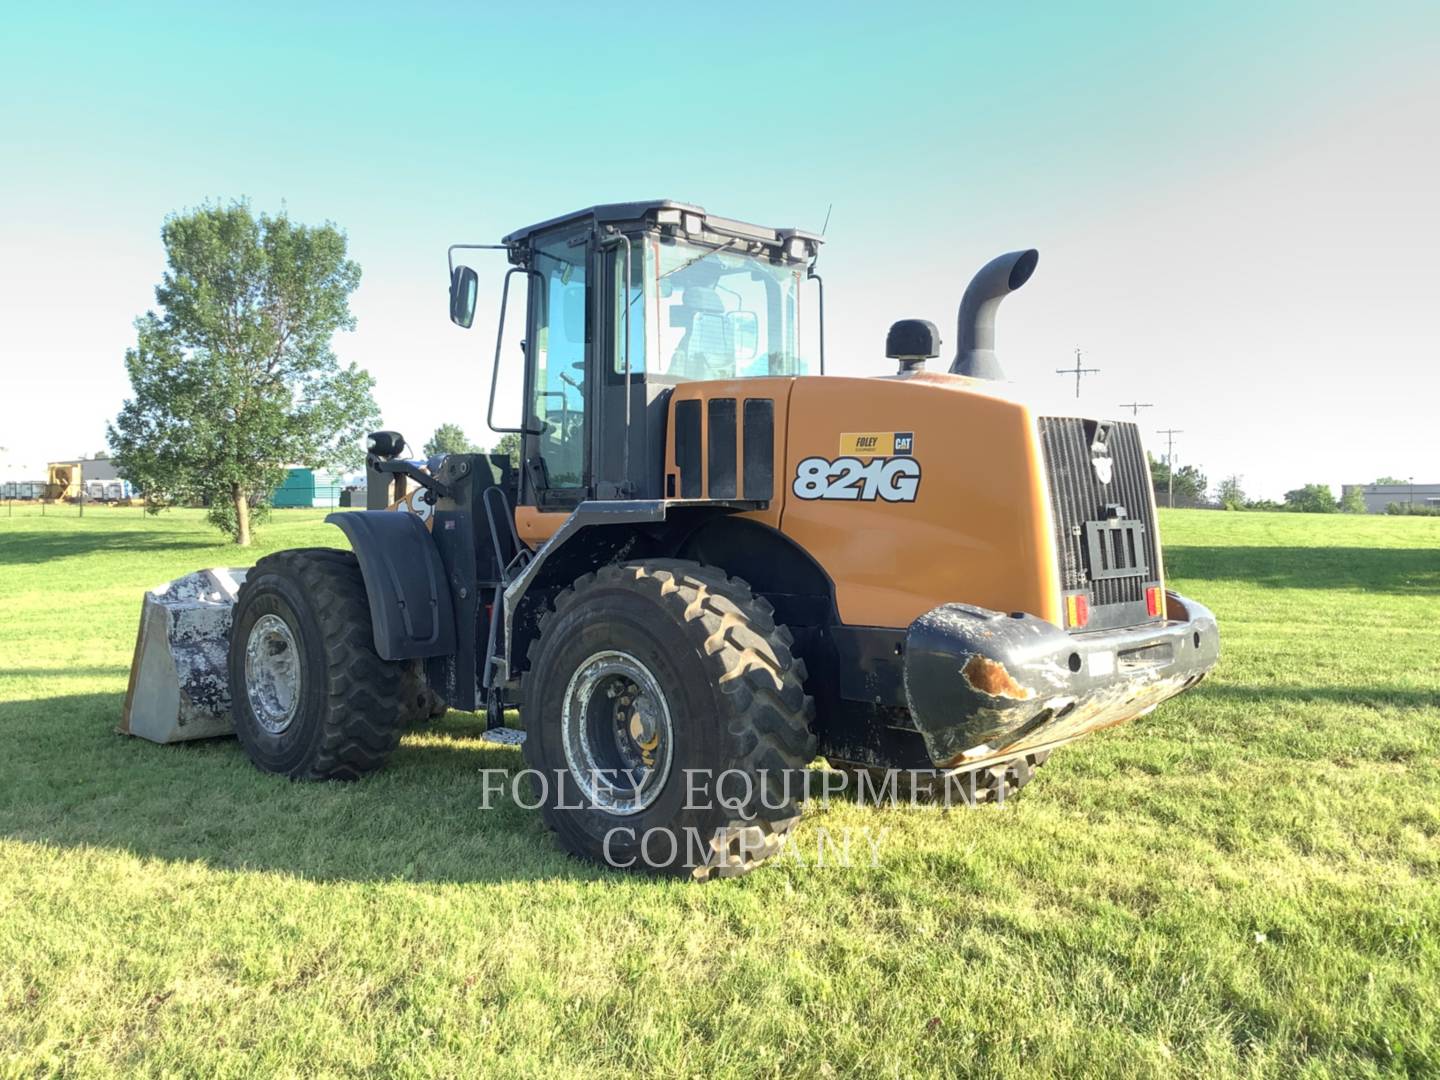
[838,431,915,457]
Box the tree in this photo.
[1216,475,1246,510]
[1340,486,1368,513]
[1283,483,1339,513]
[1375,476,1406,486]
[1148,452,1168,492]
[109,201,378,545]
[1149,454,1207,506]
[424,423,479,457]
[492,433,521,471]
[1176,465,1208,504]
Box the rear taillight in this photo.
[1145,585,1164,618]
[1064,592,1090,629]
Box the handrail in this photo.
[599,232,634,494]
[808,263,826,375]
[487,266,545,436]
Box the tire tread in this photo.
[234,548,411,780]
[521,558,816,879]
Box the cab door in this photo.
[522,228,592,509]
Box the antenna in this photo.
[1119,401,1154,417]
[1056,347,1100,398]
[1157,428,1184,508]
[807,207,831,375]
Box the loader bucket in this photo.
[120,569,247,743]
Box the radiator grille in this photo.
[1037,417,1159,611]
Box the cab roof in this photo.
[500,200,823,257]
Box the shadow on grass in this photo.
[0,528,222,567]
[1167,546,1439,594]
[0,693,606,886]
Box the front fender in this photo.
[326,511,456,660]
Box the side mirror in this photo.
[449,265,478,328]
[727,310,759,361]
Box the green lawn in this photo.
[1,506,1436,1077]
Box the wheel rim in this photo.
[244,613,302,734]
[561,650,674,815]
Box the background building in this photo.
[1343,482,1440,513]
[0,448,47,499]
[270,467,345,509]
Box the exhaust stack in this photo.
[950,248,1039,379]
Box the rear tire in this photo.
[521,560,816,879]
[229,548,409,780]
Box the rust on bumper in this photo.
[902,592,1219,768]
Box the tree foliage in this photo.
[1148,454,1208,505]
[1339,486,1368,514]
[1374,476,1407,486]
[1283,483,1339,514]
[423,423,479,457]
[108,201,378,544]
[492,433,522,471]
[1216,475,1246,511]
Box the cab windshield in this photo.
[612,237,813,381]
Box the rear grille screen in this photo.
[1037,417,1159,609]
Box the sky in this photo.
[1,1,1436,499]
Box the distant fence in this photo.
[1,495,147,519]
[1,486,362,519]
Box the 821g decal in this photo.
[792,456,922,502]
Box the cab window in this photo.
[610,237,812,382]
[530,235,588,490]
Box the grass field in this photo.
[1,506,1436,1077]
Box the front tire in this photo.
[521,560,816,879]
[228,548,410,780]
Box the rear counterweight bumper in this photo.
[903,592,1219,768]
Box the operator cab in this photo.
[449,201,823,510]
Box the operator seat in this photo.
[670,284,733,380]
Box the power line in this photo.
[1157,428,1183,509]
[1118,402,1154,417]
[1056,347,1100,398]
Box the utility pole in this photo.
[1119,401,1154,418]
[1157,428,1183,509]
[1410,476,1415,506]
[1056,347,1100,398]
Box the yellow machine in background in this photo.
[46,463,79,501]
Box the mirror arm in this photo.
[448,242,506,277]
